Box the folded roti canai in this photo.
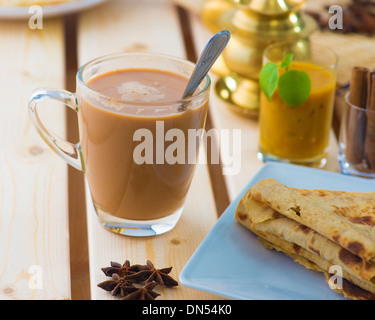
[235,178,375,300]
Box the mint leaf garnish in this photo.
[280,53,294,69]
[259,53,311,107]
[259,62,278,102]
[278,69,311,108]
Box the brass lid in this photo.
[203,0,317,42]
[232,0,306,15]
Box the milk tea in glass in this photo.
[29,53,211,236]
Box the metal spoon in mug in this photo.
[178,30,231,112]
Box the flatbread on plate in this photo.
[249,178,375,262]
[235,179,375,300]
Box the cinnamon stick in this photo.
[346,66,369,165]
[364,71,375,170]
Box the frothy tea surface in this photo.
[79,68,208,220]
[88,68,188,104]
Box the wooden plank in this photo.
[64,14,91,301]
[189,13,340,201]
[0,19,70,299]
[77,0,222,300]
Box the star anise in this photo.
[98,259,179,300]
[97,273,134,297]
[126,260,178,287]
[101,260,138,278]
[122,282,160,300]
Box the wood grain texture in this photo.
[0,19,71,300]
[77,0,223,300]
[64,14,91,300]
[310,32,375,87]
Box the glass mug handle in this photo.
[28,88,84,172]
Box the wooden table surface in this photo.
[1,0,372,300]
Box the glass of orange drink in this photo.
[258,39,337,168]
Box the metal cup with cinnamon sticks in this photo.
[339,67,375,178]
[365,71,375,170]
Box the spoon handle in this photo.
[179,30,230,111]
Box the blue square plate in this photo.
[179,162,375,300]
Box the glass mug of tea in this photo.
[28,52,211,236]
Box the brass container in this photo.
[201,0,317,118]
